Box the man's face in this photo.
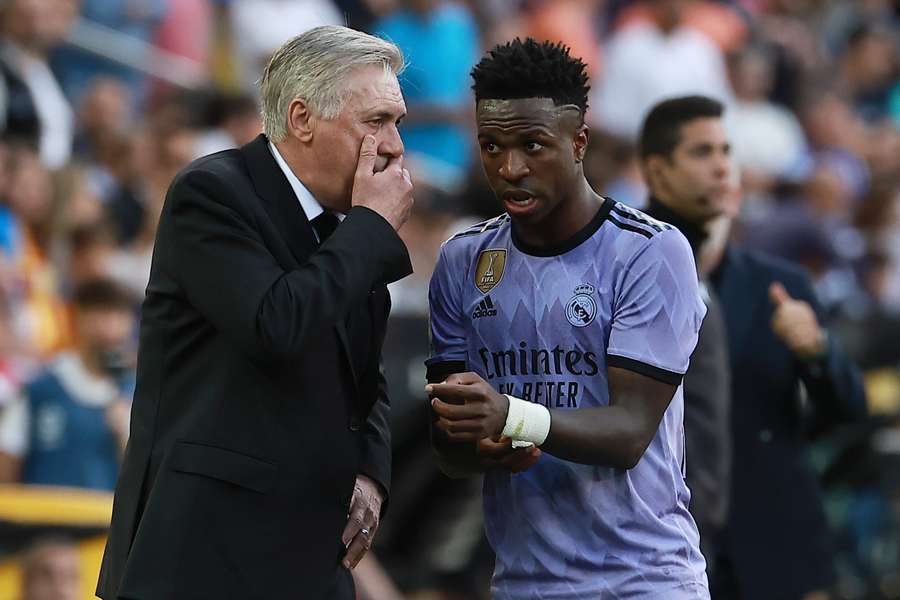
[310,65,406,212]
[75,308,135,360]
[649,117,732,225]
[476,98,585,226]
[22,544,80,600]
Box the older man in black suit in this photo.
[97,26,414,600]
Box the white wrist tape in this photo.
[502,395,551,448]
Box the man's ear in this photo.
[287,98,315,143]
[642,154,668,191]
[574,123,589,163]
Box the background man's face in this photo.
[22,543,80,600]
[651,117,733,225]
[476,97,584,226]
[310,65,406,212]
[75,308,135,360]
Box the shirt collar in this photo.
[51,352,118,408]
[267,141,324,223]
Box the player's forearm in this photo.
[542,406,654,469]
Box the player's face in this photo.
[476,98,586,225]
[311,65,406,212]
[651,117,732,225]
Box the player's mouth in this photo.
[501,189,539,215]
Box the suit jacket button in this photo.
[759,429,772,443]
[349,418,361,431]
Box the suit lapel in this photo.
[240,134,360,391]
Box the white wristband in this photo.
[502,395,551,448]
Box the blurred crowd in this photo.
[0,0,896,599]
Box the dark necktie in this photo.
[312,212,340,244]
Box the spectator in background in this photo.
[49,0,167,108]
[374,0,479,190]
[228,0,342,92]
[0,0,77,169]
[837,22,898,125]
[638,96,733,577]
[799,90,870,207]
[2,145,71,359]
[520,0,602,77]
[74,77,131,160]
[18,536,80,600]
[726,44,809,197]
[0,278,136,491]
[589,0,731,140]
[193,91,261,157]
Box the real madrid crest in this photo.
[474,249,507,294]
[566,283,596,327]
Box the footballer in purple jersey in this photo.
[425,39,709,599]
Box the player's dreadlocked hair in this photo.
[471,38,590,121]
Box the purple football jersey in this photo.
[427,198,710,599]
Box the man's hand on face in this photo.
[769,282,827,360]
[427,371,510,443]
[341,474,384,570]
[351,135,413,231]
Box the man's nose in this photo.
[499,151,529,182]
[714,152,732,178]
[378,123,404,158]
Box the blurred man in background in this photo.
[18,536,80,600]
[698,112,869,600]
[0,278,135,489]
[638,95,732,575]
[0,0,77,169]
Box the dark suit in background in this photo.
[710,245,866,600]
[97,134,412,599]
[646,200,732,569]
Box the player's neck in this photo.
[514,179,602,250]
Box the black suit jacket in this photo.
[97,135,412,600]
[711,245,865,600]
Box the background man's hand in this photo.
[351,135,413,231]
[427,371,509,442]
[341,474,384,569]
[769,282,827,360]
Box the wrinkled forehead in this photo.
[341,65,406,115]
[476,98,581,131]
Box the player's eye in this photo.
[525,141,544,152]
[482,142,500,154]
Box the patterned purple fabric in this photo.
[427,199,709,599]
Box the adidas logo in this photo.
[473,295,498,319]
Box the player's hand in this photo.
[341,474,383,570]
[476,436,542,473]
[351,135,413,231]
[426,372,509,442]
[769,282,827,360]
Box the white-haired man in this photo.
[97,26,414,599]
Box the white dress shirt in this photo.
[268,141,345,242]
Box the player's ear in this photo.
[573,123,589,163]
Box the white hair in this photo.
[260,25,405,142]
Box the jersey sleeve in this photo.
[425,243,468,382]
[607,229,706,385]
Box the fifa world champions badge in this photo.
[566,283,597,327]
[474,249,507,294]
